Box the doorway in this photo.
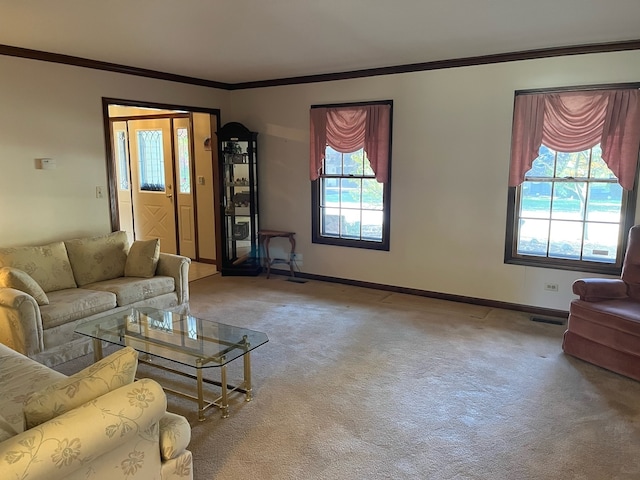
[103,99,221,264]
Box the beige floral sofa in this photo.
[0,343,192,479]
[0,231,190,367]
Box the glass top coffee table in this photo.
[75,306,269,421]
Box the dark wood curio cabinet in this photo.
[217,122,261,276]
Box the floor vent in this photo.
[530,316,566,326]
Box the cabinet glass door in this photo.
[219,123,260,275]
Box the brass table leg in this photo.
[92,338,103,362]
[220,365,229,418]
[243,335,252,402]
[196,359,205,422]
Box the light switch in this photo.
[198,176,205,185]
[36,158,56,170]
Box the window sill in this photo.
[505,256,621,276]
[312,235,389,251]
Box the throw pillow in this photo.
[125,238,161,278]
[23,346,138,429]
[0,267,49,306]
[64,231,130,286]
[0,241,76,292]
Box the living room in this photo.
[1,2,640,479]
[4,49,640,313]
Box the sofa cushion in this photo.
[0,241,76,293]
[40,288,117,329]
[23,346,139,429]
[125,238,160,278]
[0,414,17,442]
[84,276,175,307]
[569,298,640,335]
[65,231,130,287]
[0,343,65,432]
[0,266,49,305]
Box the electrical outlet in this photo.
[96,186,104,199]
[544,283,559,292]
[291,253,303,263]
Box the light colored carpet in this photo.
[57,275,640,480]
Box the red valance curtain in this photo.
[310,104,391,183]
[509,89,640,190]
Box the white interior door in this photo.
[128,119,178,254]
[173,118,196,259]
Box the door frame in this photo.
[101,97,221,261]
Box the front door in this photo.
[128,119,178,254]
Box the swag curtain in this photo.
[310,104,391,183]
[509,89,640,190]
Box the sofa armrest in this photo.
[159,411,191,461]
[0,378,167,480]
[0,287,44,356]
[572,278,628,301]
[157,253,191,305]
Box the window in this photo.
[136,129,165,191]
[115,130,129,191]
[505,87,640,274]
[310,101,392,250]
[176,127,191,194]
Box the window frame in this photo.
[504,85,640,275]
[311,100,393,251]
[504,183,637,276]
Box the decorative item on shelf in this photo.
[233,222,250,240]
[224,141,242,154]
[225,204,235,215]
[233,192,251,207]
[231,153,246,164]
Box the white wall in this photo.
[230,50,640,311]
[2,50,639,311]
[0,55,230,246]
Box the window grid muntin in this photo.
[319,148,383,242]
[515,144,625,266]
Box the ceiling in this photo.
[1,0,640,85]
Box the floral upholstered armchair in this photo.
[0,345,193,480]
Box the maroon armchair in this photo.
[563,225,640,381]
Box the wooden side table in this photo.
[258,230,296,279]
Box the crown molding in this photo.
[2,39,639,91]
[0,44,231,90]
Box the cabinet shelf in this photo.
[218,122,260,276]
